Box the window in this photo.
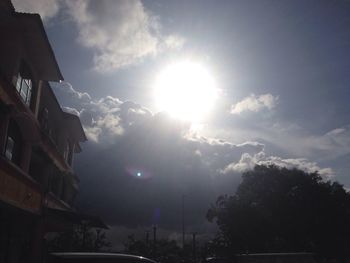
[4,120,22,166]
[40,107,49,132]
[15,73,32,106]
[14,62,33,106]
[4,136,14,160]
[50,171,63,198]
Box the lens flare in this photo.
[126,167,151,179]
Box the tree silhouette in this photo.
[47,224,111,252]
[124,234,191,263]
[207,165,350,260]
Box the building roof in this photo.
[43,83,86,143]
[63,111,87,143]
[14,12,63,81]
[0,0,15,14]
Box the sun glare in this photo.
[154,61,218,122]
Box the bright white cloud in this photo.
[83,126,102,143]
[54,81,91,102]
[222,151,334,178]
[96,113,124,137]
[62,106,80,116]
[213,117,350,176]
[12,0,61,20]
[65,0,185,72]
[231,93,278,114]
[55,84,152,143]
[12,0,185,72]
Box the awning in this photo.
[45,208,108,229]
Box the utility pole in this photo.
[146,231,149,248]
[153,225,157,258]
[82,221,87,250]
[192,232,197,263]
[182,194,185,249]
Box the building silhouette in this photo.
[0,1,105,262]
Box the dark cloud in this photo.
[75,112,246,228]
[52,84,334,245]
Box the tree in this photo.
[123,234,186,263]
[47,224,111,252]
[200,234,231,259]
[207,165,350,259]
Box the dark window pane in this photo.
[5,136,14,160]
[15,74,22,92]
[5,120,22,166]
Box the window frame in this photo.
[4,135,15,161]
[63,140,70,163]
[4,120,23,166]
[15,72,33,106]
[13,62,34,107]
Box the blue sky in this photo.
[13,0,350,247]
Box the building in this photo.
[0,1,105,262]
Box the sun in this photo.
[154,61,218,123]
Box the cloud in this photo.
[222,151,334,178]
[65,0,185,72]
[225,119,350,165]
[162,35,186,50]
[55,84,334,182]
[322,126,350,156]
[62,106,79,116]
[53,85,335,248]
[231,93,278,114]
[12,0,185,72]
[53,81,91,102]
[269,123,350,162]
[54,84,153,144]
[12,0,61,20]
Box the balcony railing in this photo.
[0,155,42,214]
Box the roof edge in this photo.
[14,12,64,81]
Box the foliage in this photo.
[47,225,111,252]
[124,234,191,263]
[124,234,153,258]
[207,165,350,259]
[200,234,231,259]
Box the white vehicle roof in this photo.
[51,253,156,262]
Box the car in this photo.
[203,257,231,263]
[48,253,158,263]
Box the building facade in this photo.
[0,1,91,262]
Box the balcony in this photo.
[0,155,42,214]
[29,148,78,210]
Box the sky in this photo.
[13,0,350,249]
